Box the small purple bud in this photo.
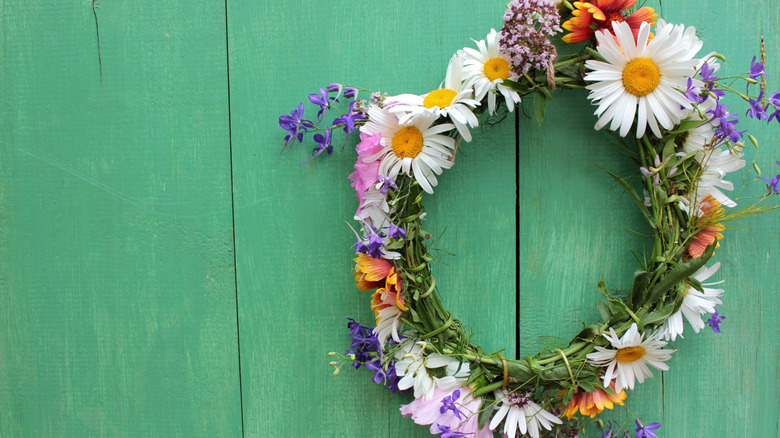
[327,83,342,93]
[344,87,358,98]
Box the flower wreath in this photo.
[280,1,780,437]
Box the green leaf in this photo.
[578,381,596,393]
[534,90,548,127]
[598,300,612,321]
[629,271,652,309]
[478,393,496,430]
[602,169,657,229]
[645,243,715,304]
[502,79,530,94]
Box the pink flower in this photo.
[400,386,492,437]
[348,132,383,205]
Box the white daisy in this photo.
[694,146,745,208]
[584,21,702,138]
[661,263,724,341]
[394,341,470,400]
[586,323,675,391]
[360,104,456,194]
[387,54,480,142]
[460,28,521,115]
[488,390,561,438]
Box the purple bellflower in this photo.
[635,420,661,438]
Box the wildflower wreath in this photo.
[280,1,780,437]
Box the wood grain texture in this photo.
[0,1,242,436]
[519,1,780,436]
[226,1,515,436]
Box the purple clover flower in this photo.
[749,56,768,81]
[635,420,661,438]
[746,91,768,120]
[708,309,726,333]
[279,103,314,146]
[440,389,464,420]
[500,0,561,76]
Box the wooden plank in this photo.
[518,1,780,436]
[0,1,242,436]
[226,1,515,436]
[651,2,780,437]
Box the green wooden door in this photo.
[2,1,778,437]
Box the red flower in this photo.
[562,0,657,43]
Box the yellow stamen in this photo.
[392,126,424,158]
[483,57,511,82]
[615,346,646,363]
[622,58,661,97]
[423,88,457,109]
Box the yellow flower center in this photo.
[423,88,457,109]
[392,126,424,158]
[622,58,661,97]
[615,346,646,363]
[483,57,511,82]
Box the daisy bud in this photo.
[333,368,340,376]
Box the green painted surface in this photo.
[1,0,778,437]
[0,1,242,436]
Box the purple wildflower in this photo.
[436,425,468,438]
[326,83,342,94]
[700,62,718,82]
[749,56,768,81]
[500,0,561,76]
[332,100,365,135]
[350,222,386,258]
[387,222,406,240]
[635,420,661,438]
[685,78,705,104]
[758,161,780,194]
[345,319,381,369]
[440,390,463,420]
[279,103,314,146]
[599,424,614,438]
[707,309,726,333]
[767,92,780,123]
[746,91,768,120]
[308,88,335,118]
[312,129,333,156]
[344,87,358,99]
[377,175,398,194]
[709,103,746,142]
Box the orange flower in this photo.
[562,0,657,43]
[371,268,408,315]
[688,195,725,258]
[562,383,627,418]
[353,254,393,291]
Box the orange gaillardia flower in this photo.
[562,0,657,43]
[562,383,627,418]
[353,253,393,291]
[688,195,725,259]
